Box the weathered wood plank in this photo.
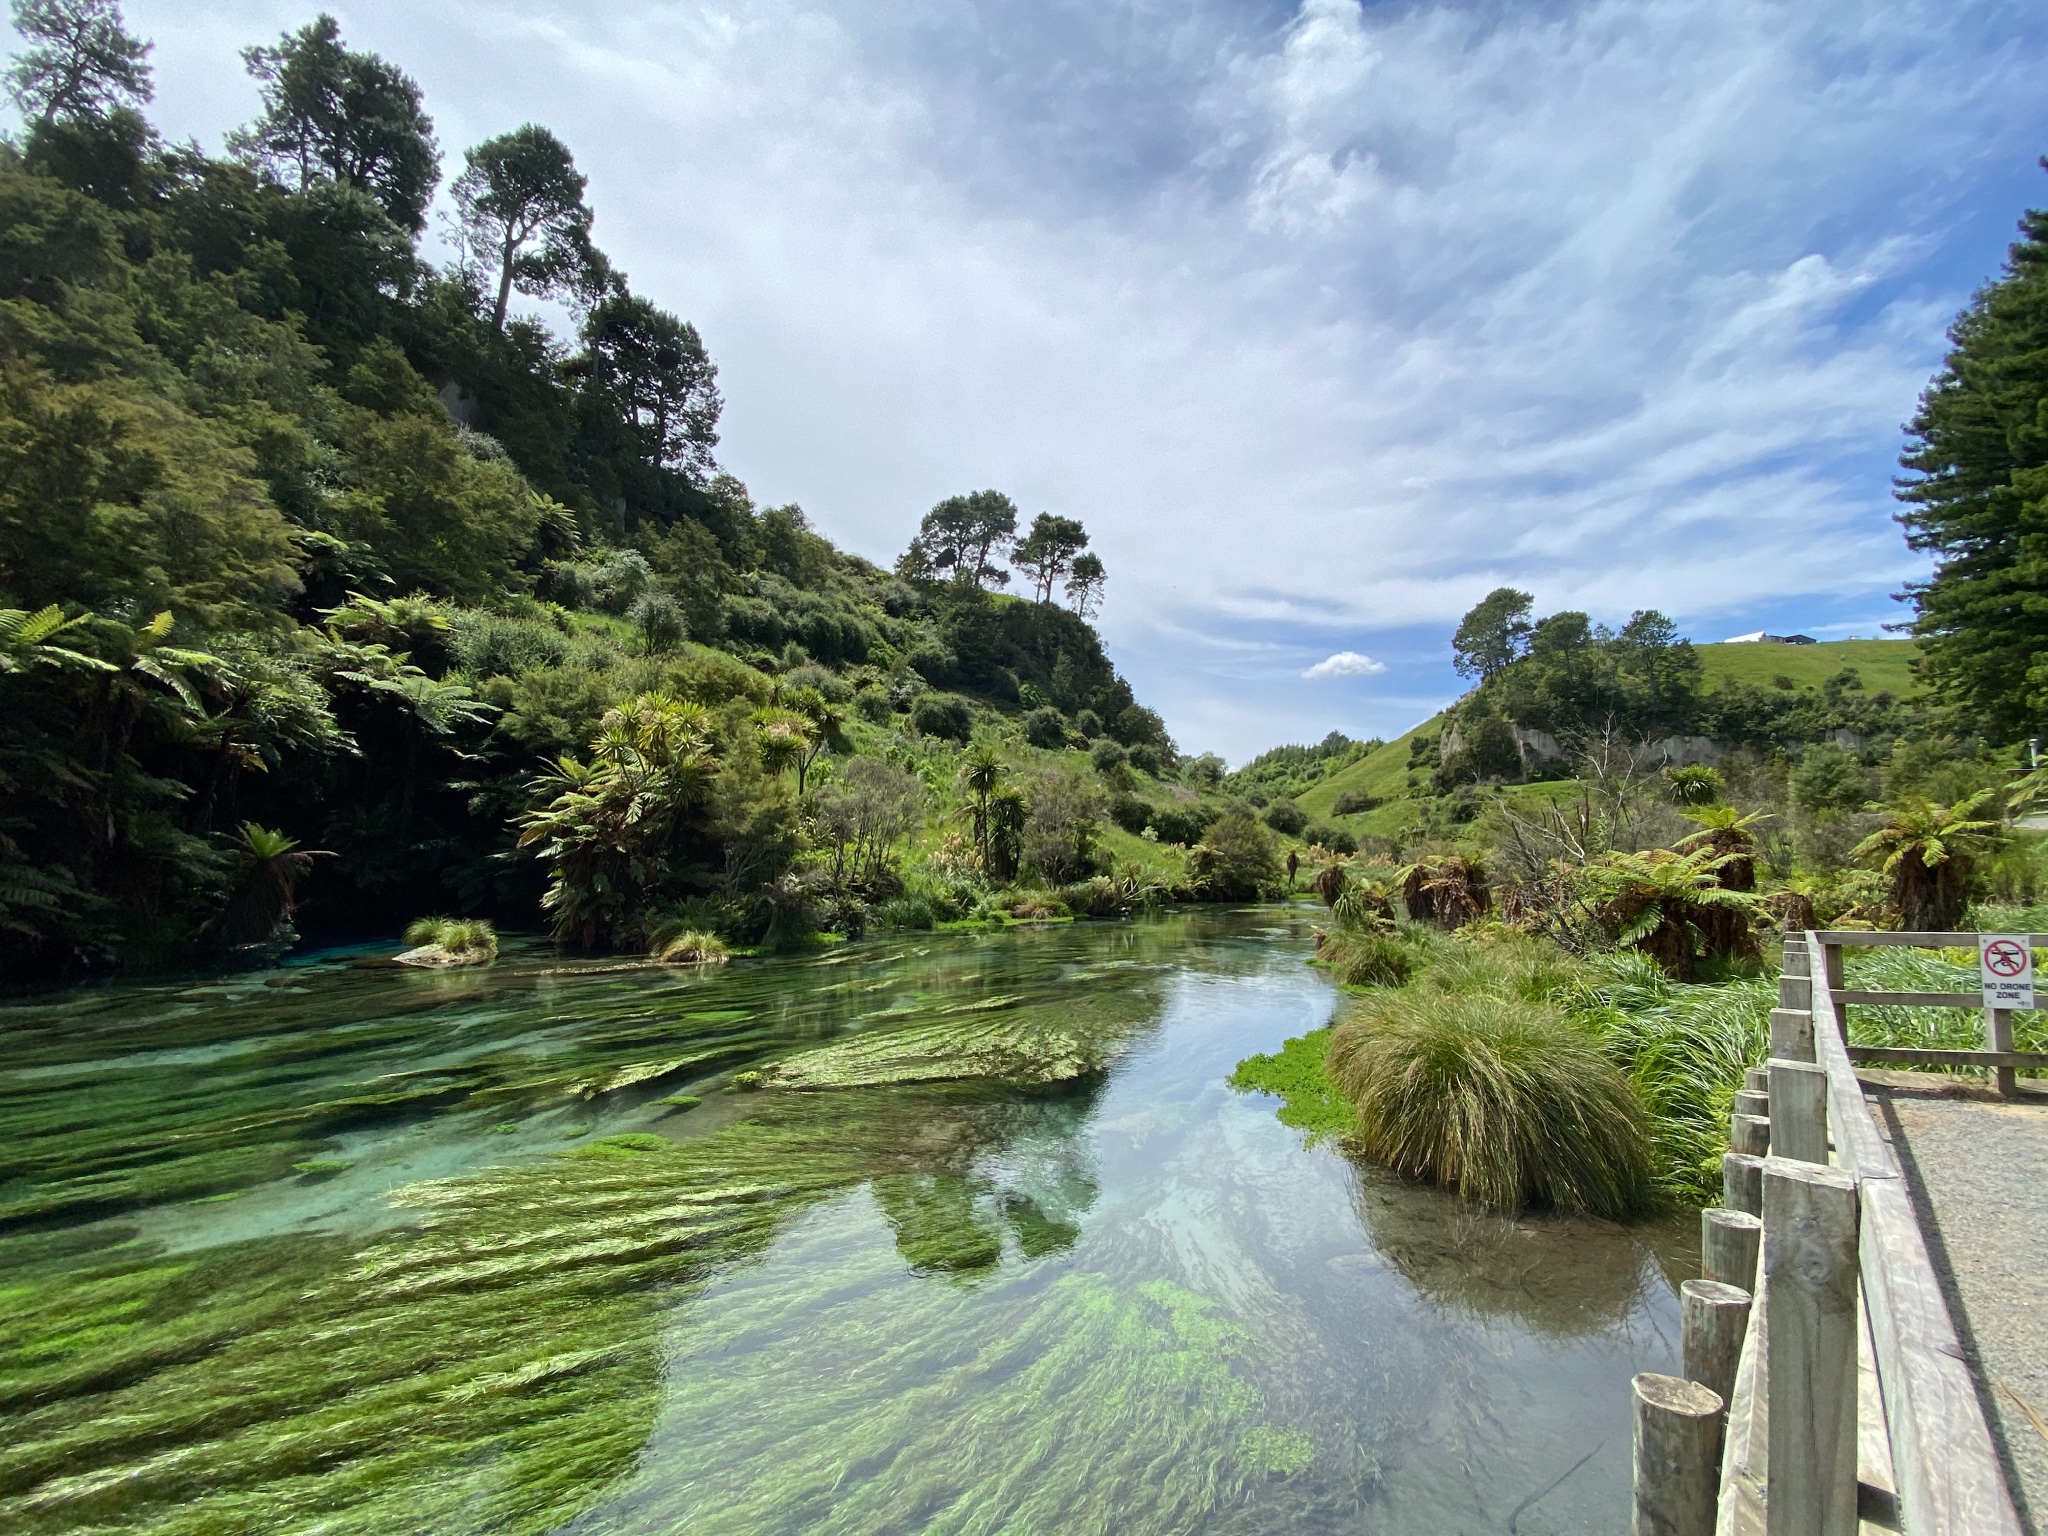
[1813,932,2048,949]
[1833,989,1984,1009]
[1858,1176,2022,1536]
[1764,1159,1859,1536]
[1768,1058,1828,1165]
[1845,1046,2048,1070]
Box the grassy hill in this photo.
[1695,638,1922,696]
[1291,637,1927,844]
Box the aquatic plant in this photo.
[1327,991,1656,1217]
[1227,1027,1354,1143]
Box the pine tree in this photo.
[1896,165,2048,741]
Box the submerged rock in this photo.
[393,944,493,968]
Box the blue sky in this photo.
[53,0,2048,760]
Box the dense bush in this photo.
[1107,793,1152,834]
[1331,790,1381,816]
[1148,801,1216,846]
[910,692,974,741]
[1303,823,1357,854]
[1089,738,1128,773]
[1023,706,1068,749]
[1262,798,1308,835]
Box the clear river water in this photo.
[1,907,1693,1534]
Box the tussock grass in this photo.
[651,928,730,965]
[1327,990,1656,1217]
[1317,930,1415,988]
[402,916,498,957]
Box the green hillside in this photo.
[1696,638,1922,696]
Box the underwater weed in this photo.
[1328,990,1656,1217]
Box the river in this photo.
[0,907,1691,1534]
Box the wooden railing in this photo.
[1629,931,2024,1536]
[1813,930,2048,1097]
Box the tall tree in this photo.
[4,0,150,127]
[453,124,602,336]
[1064,551,1106,618]
[899,490,1017,587]
[1011,513,1088,604]
[1896,167,2048,741]
[231,14,439,233]
[1451,587,1534,680]
[580,291,721,477]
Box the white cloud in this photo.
[1302,651,1387,680]
[102,0,2048,757]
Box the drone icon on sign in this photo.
[1984,938,2029,979]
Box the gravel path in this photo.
[1865,1071,2048,1534]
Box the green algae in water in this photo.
[0,912,1687,1534]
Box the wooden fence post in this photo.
[1730,1113,1769,1156]
[1768,1007,1814,1063]
[1721,1151,1763,1216]
[1767,1058,1828,1165]
[1681,1278,1750,1407]
[1986,1007,2018,1098]
[1703,1207,1762,1291]
[1734,1087,1770,1120]
[1634,1372,1724,1536]
[1744,1065,1770,1092]
[1764,1158,1859,1536]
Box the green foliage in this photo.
[1451,587,1533,681]
[1188,809,1279,899]
[1261,797,1307,835]
[1319,929,1415,989]
[1022,704,1067,749]
[402,914,498,957]
[1852,789,2001,930]
[1227,1027,1355,1143]
[1327,990,1655,1217]
[1895,168,2048,740]
[651,928,729,965]
[909,690,973,741]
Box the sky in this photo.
[32,0,2048,761]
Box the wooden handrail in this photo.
[1803,931,2022,1536]
[1813,930,2047,949]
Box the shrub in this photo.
[1194,809,1281,898]
[910,692,974,741]
[1149,801,1216,846]
[652,929,730,965]
[873,894,939,931]
[1327,991,1655,1217]
[402,916,498,958]
[1303,823,1356,854]
[1089,738,1128,773]
[1023,706,1068,749]
[1108,793,1152,834]
[1331,791,1380,817]
[1262,798,1307,835]
[1185,753,1225,787]
[1074,709,1103,738]
[631,591,686,652]
[447,612,569,678]
[1127,742,1168,776]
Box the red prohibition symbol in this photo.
[1984,939,2029,978]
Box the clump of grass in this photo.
[1318,930,1415,989]
[1227,1028,1354,1143]
[1328,990,1656,1217]
[401,916,498,958]
[728,1070,765,1092]
[292,1159,350,1178]
[652,929,730,965]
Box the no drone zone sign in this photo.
[1980,935,2036,1010]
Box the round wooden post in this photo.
[1730,1113,1769,1156]
[1769,1006,1815,1063]
[1744,1065,1770,1093]
[1721,1151,1763,1215]
[1764,1158,1859,1536]
[1781,938,1809,977]
[1734,1088,1770,1119]
[1767,1057,1828,1165]
[1702,1206,1762,1291]
[1777,972,1812,1012]
[1681,1278,1751,1408]
[1633,1372,1724,1536]
[1986,1007,2018,1098]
